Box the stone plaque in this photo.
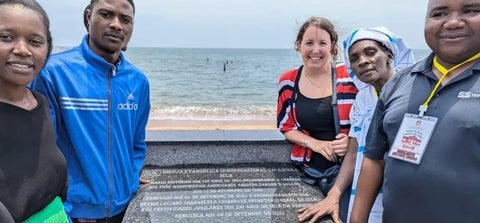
[124,164,332,223]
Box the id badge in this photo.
[388,113,438,164]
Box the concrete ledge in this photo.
[145,130,292,166]
[146,129,285,142]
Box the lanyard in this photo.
[418,52,480,117]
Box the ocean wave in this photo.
[150,105,275,120]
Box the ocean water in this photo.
[124,48,431,120]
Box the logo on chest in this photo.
[457,91,480,99]
[118,93,138,111]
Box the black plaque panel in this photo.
[124,164,331,223]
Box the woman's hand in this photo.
[332,133,349,157]
[306,138,337,162]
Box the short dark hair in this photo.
[83,0,136,30]
[0,0,53,57]
[88,0,135,14]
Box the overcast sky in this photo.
[37,0,430,49]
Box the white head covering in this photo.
[342,27,415,90]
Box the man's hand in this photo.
[139,178,150,185]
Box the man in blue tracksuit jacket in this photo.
[30,0,150,222]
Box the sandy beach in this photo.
[146,118,277,130]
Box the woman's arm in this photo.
[349,157,384,223]
[296,137,357,223]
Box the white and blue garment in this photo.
[343,27,415,222]
[343,27,416,91]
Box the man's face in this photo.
[425,0,480,64]
[86,0,133,62]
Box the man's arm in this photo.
[30,69,61,132]
[133,81,151,185]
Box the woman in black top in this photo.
[0,0,68,222]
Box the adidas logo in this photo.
[118,93,138,111]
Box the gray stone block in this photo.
[124,130,333,223]
[145,130,292,166]
[126,164,333,223]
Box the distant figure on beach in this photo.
[351,0,480,222]
[0,0,68,222]
[297,27,415,223]
[31,0,150,222]
[276,16,357,222]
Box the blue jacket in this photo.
[31,35,150,219]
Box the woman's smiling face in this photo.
[0,4,49,87]
[298,26,334,70]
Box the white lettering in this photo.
[118,102,139,110]
[458,91,471,98]
[458,91,480,99]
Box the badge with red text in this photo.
[388,113,438,164]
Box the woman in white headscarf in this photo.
[298,27,415,223]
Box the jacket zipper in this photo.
[105,66,115,217]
